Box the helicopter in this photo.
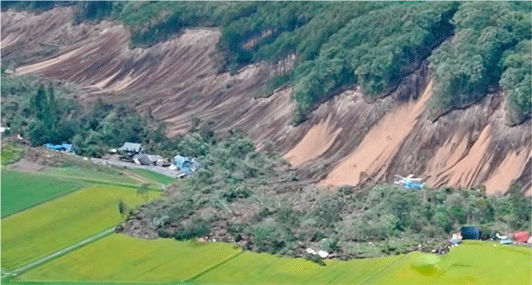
[394,174,426,189]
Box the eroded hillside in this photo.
[2,7,530,194]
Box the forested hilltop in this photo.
[3,1,530,125]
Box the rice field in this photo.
[196,248,402,285]
[43,165,138,185]
[369,241,532,285]
[1,186,160,270]
[1,169,88,217]
[14,238,532,285]
[130,168,176,185]
[17,235,241,284]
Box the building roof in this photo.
[134,154,153,165]
[513,231,530,243]
[119,142,142,152]
[45,143,74,153]
[173,155,200,173]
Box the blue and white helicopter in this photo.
[394,174,425,189]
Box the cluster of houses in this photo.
[117,142,200,175]
[44,141,200,176]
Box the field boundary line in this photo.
[357,252,412,285]
[184,248,245,283]
[4,227,116,281]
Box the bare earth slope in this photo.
[2,8,530,194]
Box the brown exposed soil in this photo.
[284,115,341,167]
[320,80,433,186]
[2,7,530,194]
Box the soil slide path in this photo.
[3,7,530,194]
[320,81,433,186]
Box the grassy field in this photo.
[1,186,160,270]
[130,168,176,185]
[1,169,88,217]
[15,238,531,285]
[17,235,242,284]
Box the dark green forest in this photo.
[0,73,179,157]
[2,1,530,124]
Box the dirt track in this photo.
[2,7,530,194]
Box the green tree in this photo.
[137,183,150,202]
[118,200,128,218]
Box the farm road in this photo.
[4,227,116,279]
[91,158,181,178]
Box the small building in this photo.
[44,143,75,154]
[133,154,155,166]
[171,155,200,174]
[118,142,143,156]
[460,226,480,240]
[513,231,530,243]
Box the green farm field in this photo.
[43,166,138,185]
[130,168,177,185]
[15,238,532,285]
[1,169,88,217]
[17,234,242,284]
[196,248,402,285]
[369,241,532,285]
[1,186,160,270]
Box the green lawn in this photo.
[1,169,88,217]
[17,235,241,284]
[130,168,176,185]
[1,186,160,270]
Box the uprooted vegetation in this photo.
[120,130,531,259]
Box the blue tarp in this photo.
[173,155,200,173]
[45,143,75,153]
[461,226,480,240]
[403,181,425,189]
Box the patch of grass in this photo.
[17,235,241,284]
[1,186,160,270]
[0,143,25,165]
[368,241,532,285]
[130,168,176,185]
[1,169,88,217]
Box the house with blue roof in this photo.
[171,154,200,174]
